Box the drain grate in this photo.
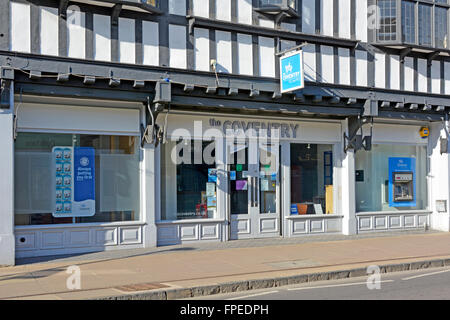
[115,282,170,292]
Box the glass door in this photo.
[228,141,280,239]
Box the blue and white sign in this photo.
[388,157,416,208]
[280,50,304,93]
[53,146,95,217]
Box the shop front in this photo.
[13,96,152,258]
[355,122,431,232]
[156,111,345,245]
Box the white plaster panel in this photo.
[418,58,427,93]
[374,53,385,88]
[389,216,401,228]
[280,22,296,32]
[390,55,400,90]
[180,224,198,240]
[118,18,135,64]
[321,45,334,83]
[431,60,441,94]
[40,6,59,56]
[321,0,333,36]
[404,57,414,91]
[10,1,31,53]
[374,216,387,229]
[356,50,367,87]
[355,0,368,42]
[338,48,350,85]
[120,227,141,244]
[292,220,307,234]
[359,217,371,230]
[303,44,316,81]
[42,231,64,249]
[169,0,186,15]
[326,219,342,232]
[216,0,231,21]
[68,230,90,246]
[237,0,253,24]
[194,28,210,72]
[95,228,117,246]
[216,31,232,73]
[237,33,253,76]
[259,37,275,77]
[310,220,324,233]
[372,123,428,145]
[260,218,277,233]
[193,0,209,18]
[169,24,187,69]
[259,18,274,28]
[339,0,351,39]
[445,62,450,95]
[201,224,219,239]
[404,215,415,228]
[93,14,111,62]
[67,9,85,59]
[142,20,159,66]
[302,0,316,34]
[15,232,36,250]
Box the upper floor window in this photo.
[376,0,449,49]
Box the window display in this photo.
[355,144,427,212]
[14,133,140,225]
[161,140,217,220]
[290,143,334,215]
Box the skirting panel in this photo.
[288,216,343,236]
[357,213,431,232]
[15,223,144,258]
[157,221,223,245]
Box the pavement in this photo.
[3,230,450,300]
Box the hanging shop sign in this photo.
[388,157,416,208]
[53,146,96,217]
[280,50,304,94]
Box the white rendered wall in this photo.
[321,45,334,83]
[93,14,111,62]
[67,9,85,59]
[356,50,367,87]
[445,62,450,95]
[216,31,232,73]
[404,57,414,91]
[321,0,333,36]
[338,0,351,39]
[418,58,427,93]
[374,53,385,88]
[118,18,135,64]
[259,37,275,77]
[40,6,59,56]
[169,24,187,69]
[0,90,15,265]
[390,55,400,90]
[341,119,357,235]
[237,33,253,76]
[169,0,186,15]
[10,1,31,53]
[142,21,159,66]
[303,44,316,81]
[431,61,441,94]
[237,0,252,24]
[355,0,368,42]
[194,28,210,72]
[302,0,316,34]
[216,0,231,21]
[429,122,450,231]
[338,48,350,85]
[193,0,209,18]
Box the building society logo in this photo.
[285,62,293,73]
[80,157,89,167]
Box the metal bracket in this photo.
[343,116,373,153]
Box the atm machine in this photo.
[388,158,416,207]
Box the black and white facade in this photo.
[1,0,450,265]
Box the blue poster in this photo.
[280,50,304,93]
[388,157,416,207]
[52,146,95,217]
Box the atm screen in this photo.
[392,172,414,202]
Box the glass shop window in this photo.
[355,144,427,212]
[161,139,217,221]
[290,144,334,215]
[14,133,140,226]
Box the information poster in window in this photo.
[52,146,96,218]
[206,182,216,197]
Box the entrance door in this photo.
[228,141,280,239]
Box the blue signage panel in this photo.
[280,50,304,93]
[388,157,416,207]
[53,146,95,217]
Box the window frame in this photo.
[376,0,450,50]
